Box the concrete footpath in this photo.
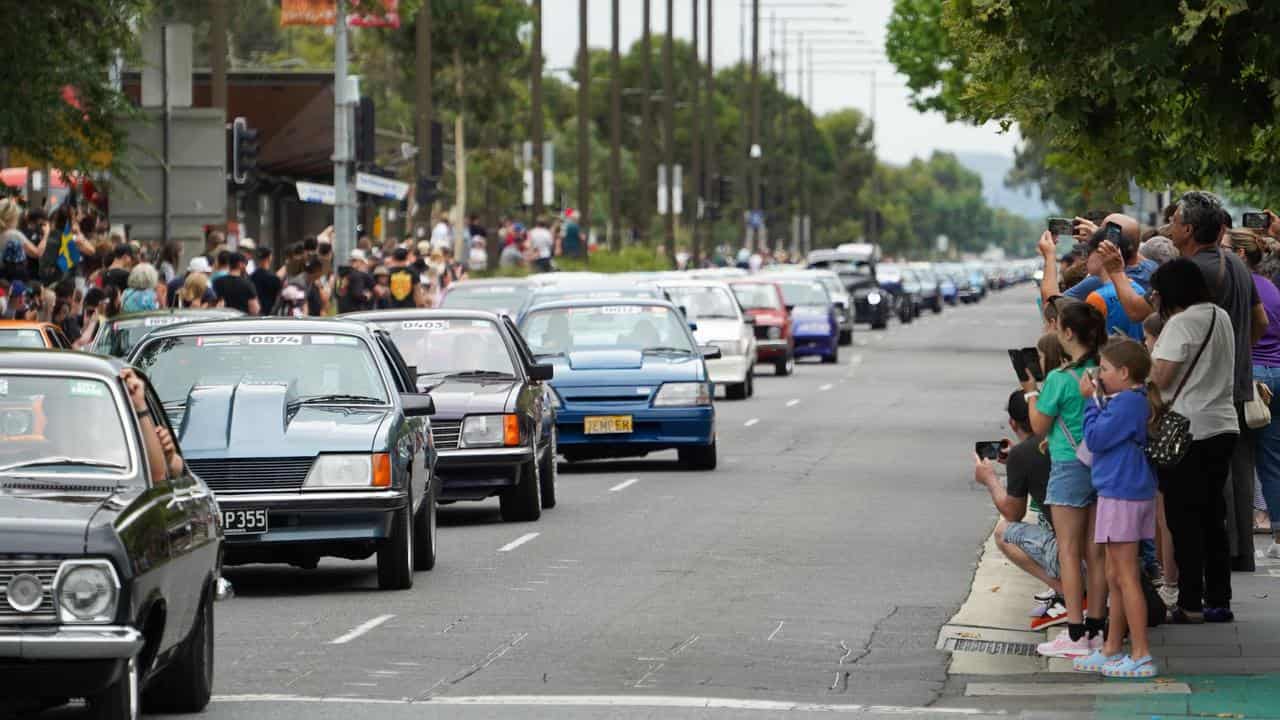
[935,522,1280,718]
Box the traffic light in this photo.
[231,116,259,185]
[415,176,439,207]
[355,96,375,166]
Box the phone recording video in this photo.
[975,441,1003,461]
[1008,347,1043,383]
[1104,222,1123,244]
[1047,217,1073,237]
[1244,212,1271,231]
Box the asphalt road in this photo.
[121,287,1038,719]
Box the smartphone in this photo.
[1019,347,1044,382]
[1244,212,1271,230]
[975,441,1003,461]
[1047,217,1073,237]
[1008,349,1030,383]
[1104,222,1123,244]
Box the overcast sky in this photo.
[538,0,1020,166]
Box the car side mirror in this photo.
[401,393,435,417]
[528,363,554,381]
[700,345,722,360]
[785,304,796,313]
[688,321,698,332]
[743,316,756,325]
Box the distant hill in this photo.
[953,150,1058,221]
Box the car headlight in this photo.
[55,560,119,624]
[653,382,711,407]
[866,291,882,305]
[548,389,562,409]
[461,414,520,447]
[767,326,782,339]
[711,339,746,357]
[302,453,391,490]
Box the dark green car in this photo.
[90,308,244,358]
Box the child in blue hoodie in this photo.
[1074,337,1160,678]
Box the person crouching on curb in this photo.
[1072,337,1160,678]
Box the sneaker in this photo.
[1072,649,1123,673]
[1030,599,1069,630]
[1168,606,1204,624]
[1204,606,1235,623]
[1157,584,1179,608]
[1100,654,1158,679]
[1037,631,1091,658]
[1267,542,1280,560]
[1090,633,1105,652]
[1034,587,1058,602]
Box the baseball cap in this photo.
[239,237,257,250]
[373,265,390,277]
[349,248,368,262]
[187,256,213,273]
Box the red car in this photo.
[730,280,795,376]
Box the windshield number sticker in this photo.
[600,306,642,315]
[69,380,105,397]
[197,336,242,347]
[0,379,7,396]
[403,320,450,330]
[248,335,303,346]
[143,316,181,327]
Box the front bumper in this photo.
[435,446,534,500]
[854,298,890,323]
[706,354,752,385]
[792,328,836,357]
[556,405,714,457]
[217,490,405,549]
[0,625,143,661]
[753,335,790,361]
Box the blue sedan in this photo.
[518,299,720,470]
[771,278,840,364]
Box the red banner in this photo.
[280,0,400,28]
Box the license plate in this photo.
[584,415,633,434]
[221,508,268,535]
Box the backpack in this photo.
[1,234,25,280]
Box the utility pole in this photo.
[663,0,675,261]
[210,0,227,118]
[414,0,432,236]
[704,0,715,260]
[639,0,652,245]
[610,0,621,251]
[689,0,701,264]
[577,0,590,258]
[750,0,761,251]
[807,44,814,253]
[531,0,543,218]
[333,0,354,263]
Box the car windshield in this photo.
[133,333,389,405]
[815,277,845,297]
[530,287,657,307]
[520,304,695,356]
[663,286,740,320]
[372,318,516,378]
[776,282,831,307]
[878,264,902,282]
[731,284,782,310]
[0,374,131,475]
[96,316,192,358]
[0,329,47,349]
[439,284,532,316]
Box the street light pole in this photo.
[610,0,622,251]
[690,0,701,264]
[415,0,433,236]
[333,0,354,263]
[663,0,675,262]
[639,0,652,245]
[750,0,761,251]
[704,0,715,260]
[577,0,589,259]
[531,0,543,218]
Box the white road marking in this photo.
[846,354,864,378]
[744,418,760,427]
[785,399,800,407]
[213,694,996,714]
[609,477,640,492]
[767,621,785,642]
[498,532,540,552]
[328,614,395,645]
[819,383,833,391]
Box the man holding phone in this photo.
[974,390,1064,625]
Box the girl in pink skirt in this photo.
[1074,337,1160,678]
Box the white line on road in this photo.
[328,614,395,645]
[744,418,760,427]
[785,399,800,407]
[213,694,997,714]
[609,478,640,492]
[498,532,539,552]
[819,383,833,391]
[767,621,785,642]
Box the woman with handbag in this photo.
[1022,302,1109,657]
[1149,259,1238,623]
[1222,230,1280,555]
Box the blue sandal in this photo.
[1100,654,1158,679]
[1073,649,1123,673]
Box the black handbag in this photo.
[1146,308,1215,468]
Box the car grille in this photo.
[0,559,61,624]
[432,420,462,451]
[186,457,314,494]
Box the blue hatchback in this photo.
[517,299,719,470]
[771,279,840,364]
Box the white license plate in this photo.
[222,508,268,535]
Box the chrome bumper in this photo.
[437,446,534,468]
[707,355,752,384]
[0,626,143,660]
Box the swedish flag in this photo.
[55,221,80,273]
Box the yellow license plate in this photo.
[584,415,633,434]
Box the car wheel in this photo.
[88,655,139,720]
[377,501,414,590]
[412,480,437,571]
[871,315,888,330]
[932,298,942,313]
[726,380,748,400]
[775,354,794,376]
[745,372,754,398]
[678,438,717,470]
[822,343,839,364]
[839,328,853,346]
[500,459,542,522]
[539,430,557,509]
[144,585,214,713]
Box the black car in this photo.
[0,351,222,718]
[346,309,557,522]
[129,318,437,590]
[807,254,892,330]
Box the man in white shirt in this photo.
[529,218,555,273]
[430,212,453,252]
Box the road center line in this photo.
[785,399,800,407]
[767,621,785,642]
[819,383,833,391]
[609,478,640,492]
[744,418,760,427]
[498,532,540,552]
[329,614,395,645]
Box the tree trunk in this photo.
[453,45,466,258]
